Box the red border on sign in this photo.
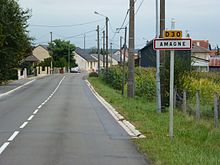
[153,38,192,50]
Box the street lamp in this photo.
[94,11,109,71]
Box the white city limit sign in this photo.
[153,38,192,50]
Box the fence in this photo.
[175,89,219,128]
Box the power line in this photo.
[135,0,145,15]
[64,29,96,39]
[30,19,104,28]
[111,0,140,41]
[109,20,115,34]
[124,0,145,27]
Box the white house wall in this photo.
[75,53,87,71]
[33,46,51,62]
[75,53,96,72]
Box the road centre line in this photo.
[28,115,34,121]
[8,131,19,141]
[19,122,28,129]
[0,142,10,155]
[0,76,66,155]
[33,109,39,114]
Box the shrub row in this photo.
[180,72,220,104]
[100,66,156,100]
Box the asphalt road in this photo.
[0,74,148,165]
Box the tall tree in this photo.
[48,39,76,68]
[0,0,31,82]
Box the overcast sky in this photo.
[18,0,220,49]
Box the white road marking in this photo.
[33,109,39,114]
[85,80,145,139]
[8,131,19,141]
[19,122,28,129]
[0,79,36,98]
[0,76,66,155]
[0,142,10,154]
[28,115,34,121]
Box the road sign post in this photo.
[153,27,192,139]
[153,38,192,50]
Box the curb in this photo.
[85,80,145,139]
[0,79,36,98]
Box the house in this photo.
[91,54,118,68]
[74,47,97,72]
[32,45,51,61]
[112,48,139,66]
[139,40,191,68]
[191,44,210,72]
[139,40,156,68]
[112,49,128,64]
[192,40,210,49]
[139,39,211,72]
[209,56,220,71]
[24,45,52,76]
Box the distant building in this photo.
[209,56,220,71]
[91,54,118,68]
[74,47,97,72]
[191,44,210,72]
[139,40,191,67]
[24,45,52,76]
[192,40,209,49]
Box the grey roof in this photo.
[112,53,121,62]
[91,54,107,62]
[40,45,49,50]
[192,45,210,53]
[91,54,101,61]
[75,47,97,62]
[24,55,40,62]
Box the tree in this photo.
[48,39,76,68]
[0,0,31,83]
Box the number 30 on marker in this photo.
[163,30,182,39]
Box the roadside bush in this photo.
[103,66,126,90]
[135,67,156,100]
[101,66,156,100]
[181,73,220,104]
[89,72,99,77]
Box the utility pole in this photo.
[122,27,127,96]
[84,34,86,52]
[120,36,123,65]
[160,0,166,38]
[50,32,53,74]
[106,17,109,70]
[102,30,106,68]
[97,25,100,75]
[68,46,70,73]
[160,0,166,110]
[127,0,135,98]
[110,42,113,66]
[156,0,161,113]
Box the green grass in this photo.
[88,77,220,165]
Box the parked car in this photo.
[70,67,80,73]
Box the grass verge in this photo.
[88,77,220,165]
